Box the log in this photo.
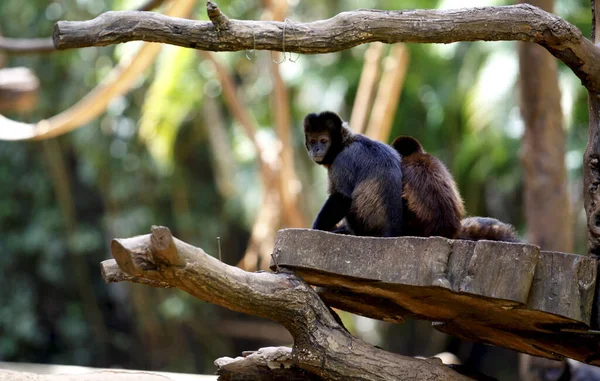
[272,229,600,364]
[102,226,471,381]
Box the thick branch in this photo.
[103,226,469,381]
[53,4,600,91]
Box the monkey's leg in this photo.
[312,193,352,232]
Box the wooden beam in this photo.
[272,229,599,364]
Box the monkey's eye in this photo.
[320,139,328,144]
[310,139,316,145]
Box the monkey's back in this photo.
[401,152,464,238]
[328,135,403,237]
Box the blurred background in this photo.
[0,0,594,379]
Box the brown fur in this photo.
[351,178,387,232]
[392,136,464,238]
[392,136,520,242]
[457,217,520,242]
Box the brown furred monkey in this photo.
[304,111,404,237]
[391,136,519,242]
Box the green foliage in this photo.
[0,0,594,377]
[139,46,203,173]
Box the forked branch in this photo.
[101,226,470,381]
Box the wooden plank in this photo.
[528,250,597,324]
[271,229,600,364]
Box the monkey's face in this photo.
[305,132,331,164]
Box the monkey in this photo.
[391,135,465,238]
[391,135,520,242]
[304,111,404,237]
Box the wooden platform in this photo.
[271,229,600,364]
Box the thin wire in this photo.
[271,19,286,64]
[245,23,256,61]
[285,18,300,63]
[217,237,222,262]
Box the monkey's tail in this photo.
[456,217,520,243]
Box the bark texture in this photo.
[586,0,600,335]
[102,226,470,381]
[53,4,600,92]
[586,0,600,257]
[215,346,324,380]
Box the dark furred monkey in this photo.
[392,136,519,242]
[304,111,404,237]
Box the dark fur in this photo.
[392,136,464,238]
[305,111,403,237]
[391,136,519,242]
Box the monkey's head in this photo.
[303,111,346,165]
[391,136,425,157]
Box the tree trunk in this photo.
[518,0,572,253]
[518,0,573,378]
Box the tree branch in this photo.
[0,37,55,54]
[0,0,197,141]
[349,42,384,135]
[53,3,600,91]
[364,44,409,141]
[102,226,470,381]
[0,0,166,54]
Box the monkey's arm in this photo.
[312,193,352,231]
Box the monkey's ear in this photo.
[392,136,424,156]
[318,111,344,132]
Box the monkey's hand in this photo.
[312,193,352,232]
